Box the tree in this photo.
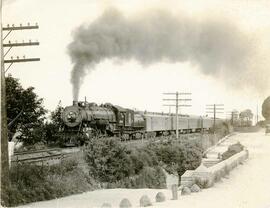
[239,109,253,127]
[50,102,64,127]
[42,103,64,144]
[262,96,270,121]
[6,74,47,144]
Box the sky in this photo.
[2,0,270,120]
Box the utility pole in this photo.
[1,4,9,205]
[1,20,40,205]
[256,104,259,124]
[206,104,224,132]
[163,92,192,139]
[226,110,238,126]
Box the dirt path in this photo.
[18,131,270,208]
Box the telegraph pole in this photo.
[226,110,238,126]
[206,104,224,132]
[1,4,10,205]
[256,104,259,124]
[163,92,192,139]
[1,20,40,205]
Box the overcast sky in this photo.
[3,0,270,120]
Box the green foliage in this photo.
[256,120,266,127]
[84,137,203,188]
[84,138,134,183]
[262,96,270,121]
[147,139,203,177]
[50,103,64,126]
[84,138,166,188]
[41,104,65,144]
[222,142,244,160]
[6,74,47,143]
[7,159,96,206]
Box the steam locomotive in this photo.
[60,100,219,145]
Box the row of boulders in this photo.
[101,192,166,208]
[180,183,201,196]
[100,183,202,208]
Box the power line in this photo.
[163,91,192,139]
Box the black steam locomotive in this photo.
[60,100,217,145]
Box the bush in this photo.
[84,138,134,183]
[84,137,203,189]
[7,158,96,207]
[222,142,244,160]
[84,138,166,189]
[195,176,213,189]
[146,139,203,181]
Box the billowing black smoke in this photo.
[68,9,257,100]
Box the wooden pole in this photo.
[176,92,179,139]
[1,4,10,205]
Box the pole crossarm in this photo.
[4,58,40,63]
[162,91,192,139]
[206,111,224,114]
[163,99,192,101]
[163,104,192,107]
[206,104,224,106]
[206,108,224,110]
[163,92,191,95]
[3,41,39,47]
[2,25,39,31]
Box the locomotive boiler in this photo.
[60,100,220,145]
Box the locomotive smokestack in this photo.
[73,101,78,106]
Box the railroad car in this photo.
[60,100,220,145]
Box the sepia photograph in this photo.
[1,0,270,207]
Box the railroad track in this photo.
[11,147,80,165]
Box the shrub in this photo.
[147,139,203,181]
[84,138,166,189]
[195,176,213,189]
[84,137,203,189]
[7,158,96,207]
[84,138,134,183]
[222,142,244,160]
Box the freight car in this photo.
[60,100,220,145]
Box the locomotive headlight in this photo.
[62,105,82,127]
[67,111,77,122]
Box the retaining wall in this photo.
[181,149,249,188]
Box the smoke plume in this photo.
[68,9,262,100]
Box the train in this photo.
[60,100,222,145]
